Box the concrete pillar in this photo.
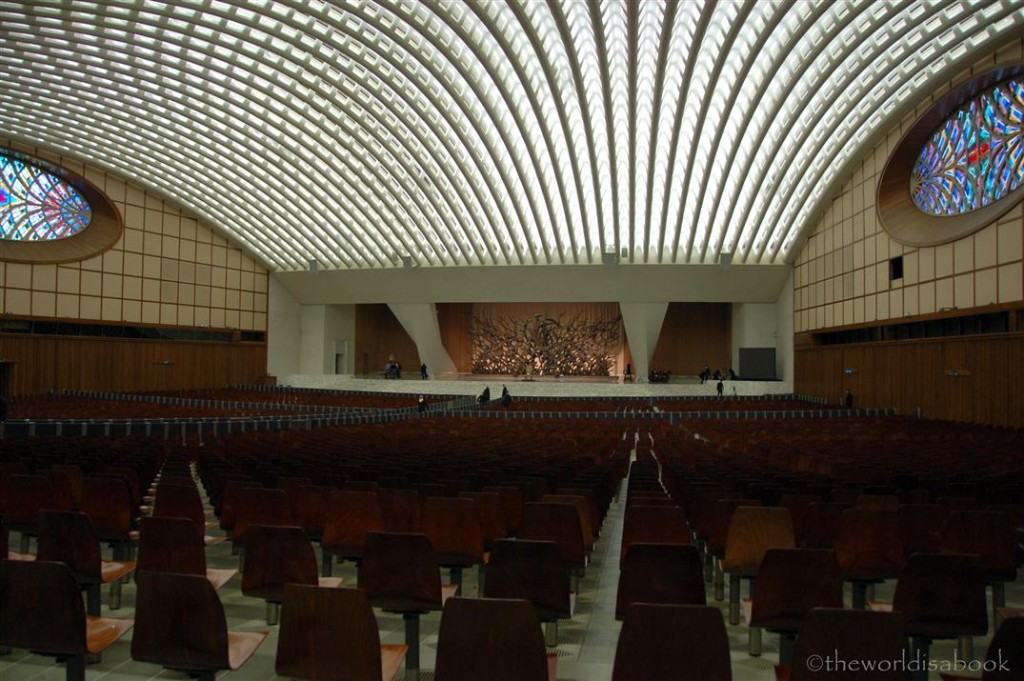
[619,303,668,383]
[388,303,457,376]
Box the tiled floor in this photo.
[1,435,1020,681]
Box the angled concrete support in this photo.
[619,303,668,383]
[388,303,457,377]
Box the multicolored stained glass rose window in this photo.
[911,80,1024,216]
[0,151,92,241]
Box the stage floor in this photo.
[277,373,794,399]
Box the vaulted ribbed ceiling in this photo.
[1,0,1021,271]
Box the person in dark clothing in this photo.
[700,365,710,384]
[843,390,854,408]
[417,395,428,413]
[478,386,491,405]
[728,367,737,380]
[716,379,724,397]
[420,363,428,379]
[500,385,511,407]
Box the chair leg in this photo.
[65,654,86,681]
[322,553,333,577]
[109,580,123,610]
[19,533,30,554]
[237,547,244,572]
[86,584,101,617]
[779,633,796,667]
[910,637,930,681]
[851,582,867,610]
[449,567,463,595]
[404,613,421,681]
[728,575,741,625]
[266,601,281,626]
[992,582,1005,627]
[958,636,973,661]
[545,620,559,647]
[748,626,762,657]
[713,560,724,601]
[477,563,486,594]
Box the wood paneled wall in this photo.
[437,303,473,372]
[354,304,418,376]
[649,303,731,376]
[0,334,266,396]
[795,333,1024,427]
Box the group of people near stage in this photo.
[699,365,737,384]
[478,385,512,407]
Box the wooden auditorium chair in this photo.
[0,560,134,681]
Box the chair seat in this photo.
[206,568,237,591]
[85,615,135,654]
[100,560,136,584]
[381,643,408,681]
[5,551,35,561]
[317,576,344,589]
[203,535,227,547]
[441,583,458,604]
[226,630,268,670]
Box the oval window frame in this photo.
[877,64,1024,248]
[0,150,123,264]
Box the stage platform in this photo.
[277,373,795,399]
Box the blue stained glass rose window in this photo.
[911,80,1024,216]
[1,151,92,241]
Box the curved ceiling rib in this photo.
[1,0,1020,272]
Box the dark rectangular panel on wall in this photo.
[355,304,418,377]
[739,348,776,380]
[795,333,1024,427]
[0,334,266,396]
[650,303,731,376]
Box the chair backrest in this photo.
[233,487,291,547]
[789,608,909,680]
[4,474,62,527]
[421,497,484,566]
[612,604,732,681]
[36,510,103,583]
[359,532,443,613]
[51,465,84,508]
[131,570,231,672]
[434,597,549,681]
[152,483,208,537]
[322,490,384,558]
[288,484,333,540]
[540,494,593,548]
[518,502,585,567]
[982,616,1024,681]
[800,502,850,549]
[137,516,209,576]
[481,485,523,535]
[835,508,904,580]
[943,510,1017,582]
[706,498,761,556]
[379,488,422,533]
[892,553,988,639]
[0,559,87,655]
[615,543,706,620]
[722,506,795,576]
[896,504,948,557]
[81,476,135,537]
[276,584,387,681]
[749,549,844,631]
[459,491,507,549]
[484,538,570,620]
[241,524,320,601]
[620,504,689,562]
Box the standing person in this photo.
[479,386,491,405]
[420,363,428,380]
[501,385,512,407]
[843,389,854,408]
[716,379,724,397]
[417,395,428,412]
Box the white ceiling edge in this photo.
[273,263,792,306]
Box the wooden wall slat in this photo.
[795,334,1024,427]
[0,335,266,396]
